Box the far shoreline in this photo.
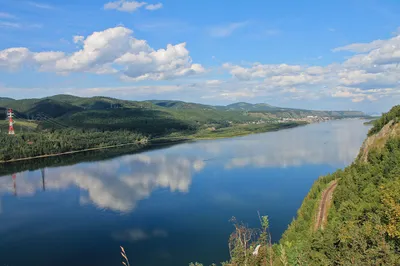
[1,118,369,165]
[0,121,307,164]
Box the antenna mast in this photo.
[7,108,15,135]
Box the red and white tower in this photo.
[7,108,15,135]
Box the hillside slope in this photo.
[0,95,366,119]
[192,105,399,266]
[279,105,400,265]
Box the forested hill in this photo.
[278,105,400,265]
[0,94,367,139]
[1,94,365,118]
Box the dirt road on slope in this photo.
[314,180,338,231]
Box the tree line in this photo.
[0,129,147,161]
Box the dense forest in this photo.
[0,141,181,177]
[0,129,146,161]
[191,105,399,265]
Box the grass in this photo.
[192,122,307,139]
[120,246,131,266]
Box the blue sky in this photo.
[0,0,400,112]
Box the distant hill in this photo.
[226,102,274,111]
[0,97,15,102]
[148,100,217,110]
[29,99,83,118]
[0,94,366,117]
[46,94,83,104]
[0,94,368,136]
[148,99,365,117]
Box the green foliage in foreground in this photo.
[192,136,400,266]
[368,105,400,136]
[192,106,400,266]
[280,137,400,265]
[0,129,146,161]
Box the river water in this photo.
[0,120,370,266]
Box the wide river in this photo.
[0,119,370,266]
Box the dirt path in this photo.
[314,180,338,231]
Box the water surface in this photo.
[0,120,370,266]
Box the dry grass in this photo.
[120,246,131,266]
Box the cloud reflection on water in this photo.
[112,228,168,242]
[198,119,369,169]
[0,120,370,213]
[0,154,205,212]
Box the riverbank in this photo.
[0,122,306,167]
[0,141,146,164]
[189,106,399,266]
[191,121,307,140]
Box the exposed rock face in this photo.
[358,120,400,162]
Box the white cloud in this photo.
[104,1,162,12]
[0,26,204,81]
[0,21,43,30]
[0,21,21,28]
[73,35,84,44]
[392,27,400,36]
[67,84,184,97]
[332,39,387,53]
[0,48,32,69]
[209,21,249,37]
[145,3,163,10]
[104,0,146,12]
[221,31,400,103]
[0,12,17,19]
[27,1,54,9]
[205,80,222,86]
[223,63,303,81]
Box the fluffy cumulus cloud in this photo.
[0,26,204,81]
[222,32,400,103]
[104,0,163,12]
[145,3,163,10]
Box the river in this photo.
[0,119,370,266]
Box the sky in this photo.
[0,0,399,113]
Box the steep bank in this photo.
[358,120,400,162]
[192,105,399,266]
[279,105,400,265]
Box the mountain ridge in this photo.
[0,94,367,116]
